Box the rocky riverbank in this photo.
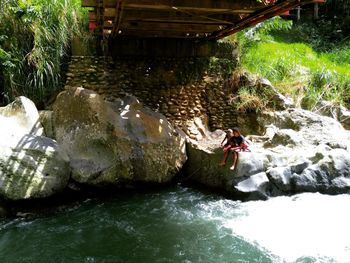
[1,86,350,216]
[185,109,350,200]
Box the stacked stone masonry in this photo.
[65,56,241,138]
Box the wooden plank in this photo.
[98,8,241,30]
[122,0,261,9]
[105,20,225,33]
[113,30,205,38]
[121,9,239,25]
[102,7,257,17]
[98,29,207,38]
[82,0,114,7]
[122,4,254,14]
[101,8,244,24]
[127,18,233,25]
[82,0,265,11]
[103,19,232,30]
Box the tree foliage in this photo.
[0,0,86,107]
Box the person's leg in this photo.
[220,149,229,165]
[230,152,238,170]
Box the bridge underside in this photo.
[83,0,324,40]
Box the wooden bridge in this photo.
[83,0,324,40]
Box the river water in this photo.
[1,185,350,263]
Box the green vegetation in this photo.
[1,0,349,114]
[0,0,86,107]
[235,16,350,110]
[235,86,270,112]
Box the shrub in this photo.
[0,0,87,107]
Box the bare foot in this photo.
[219,162,226,166]
[230,165,235,170]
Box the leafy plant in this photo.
[0,0,87,107]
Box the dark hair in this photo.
[232,127,240,132]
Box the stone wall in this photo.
[65,56,261,138]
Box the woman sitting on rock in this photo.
[220,128,249,170]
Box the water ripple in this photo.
[1,187,348,263]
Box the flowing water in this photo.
[1,185,350,263]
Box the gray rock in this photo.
[291,165,331,192]
[290,160,311,174]
[330,177,350,193]
[0,98,70,200]
[184,142,231,189]
[266,166,292,192]
[265,129,302,147]
[186,107,350,199]
[0,135,70,200]
[288,148,350,193]
[39,110,54,139]
[328,148,350,177]
[259,78,295,110]
[235,153,265,177]
[234,172,269,200]
[338,106,350,130]
[259,109,348,147]
[0,96,44,140]
[313,100,338,119]
[313,100,350,130]
[184,124,265,195]
[53,87,187,186]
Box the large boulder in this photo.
[53,87,187,186]
[185,132,270,200]
[185,109,350,199]
[0,97,70,200]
